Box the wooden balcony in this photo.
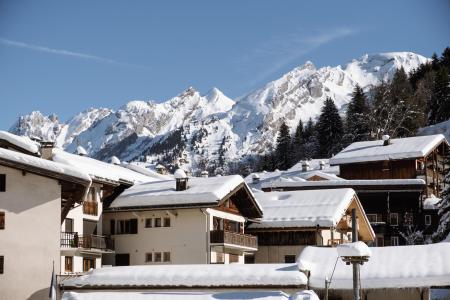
[210,230,258,250]
[61,232,114,252]
[83,201,98,216]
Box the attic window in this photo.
[0,174,5,192]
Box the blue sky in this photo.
[0,0,449,130]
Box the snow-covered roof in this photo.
[109,175,263,217]
[174,168,187,179]
[298,243,450,289]
[62,291,319,300]
[0,131,40,154]
[330,134,447,165]
[287,159,339,174]
[261,179,426,190]
[61,264,307,289]
[336,241,371,258]
[51,148,155,185]
[121,162,173,181]
[249,189,356,229]
[0,147,91,185]
[246,169,343,191]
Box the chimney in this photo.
[201,170,209,178]
[301,161,310,172]
[382,135,391,146]
[252,173,260,184]
[155,164,166,175]
[40,141,55,160]
[76,146,88,156]
[174,169,188,191]
[319,160,325,170]
[110,156,121,165]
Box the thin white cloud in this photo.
[0,37,147,70]
[239,27,357,88]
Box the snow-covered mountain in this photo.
[8,52,428,173]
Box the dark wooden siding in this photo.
[339,159,417,180]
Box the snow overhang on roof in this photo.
[330,134,447,165]
[51,148,155,185]
[61,263,307,289]
[108,175,263,218]
[0,131,40,155]
[298,243,450,289]
[248,189,356,229]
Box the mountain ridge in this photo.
[9,51,429,173]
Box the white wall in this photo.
[0,166,61,300]
[103,208,208,265]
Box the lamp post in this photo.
[338,209,371,300]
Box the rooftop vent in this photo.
[382,135,391,146]
[174,169,188,191]
[301,161,310,172]
[76,146,87,156]
[252,173,260,184]
[319,160,326,170]
[110,156,121,165]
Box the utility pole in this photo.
[352,208,360,300]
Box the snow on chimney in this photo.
[301,161,310,172]
[319,160,326,170]
[201,170,209,178]
[76,146,87,156]
[110,156,121,165]
[174,169,188,191]
[252,173,260,184]
[382,135,391,146]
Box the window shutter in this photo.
[110,219,115,235]
[0,174,5,192]
[0,256,4,274]
[0,212,4,230]
[130,219,138,234]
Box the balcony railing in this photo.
[210,230,258,249]
[83,201,98,216]
[61,232,114,251]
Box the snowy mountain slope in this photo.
[8,52,428,173]
[418,119,450,142]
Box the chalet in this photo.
[0,147,91,300]
[298,243,450,300]
[246,189,375,263]
[329,134,449,197]
[102,170,263,265]
[48,147,157,275]
[260,178,432,246]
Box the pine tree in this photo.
[433,155,450,242]
[302,118,319,159]
[292,119,304,161]
[428,67,450,125]
[275,121,292,170]
[316,97,344,158]
[344,85,370,145]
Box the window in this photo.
[145,253,153,263]
[65,256,73,272]
[64,218,73,232]
[154,252,162,262]
[83,257,96,272]
[163,252,171,262]
[145,218,153,228]
[376,236,384,247]
[425,215,432,226]
[391,236,399,246]
[229,254,239,263]
[0,212,4,230]
[110,219,115,235]
[0,256,3,274]
[163,217,171,227]
[116,219,138,234]
[404,212,413,226]
[284,255,296,263]
[0,174,5,192]
[390,213,399,226]
[366,214,377,223]
[154,218,162,227]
